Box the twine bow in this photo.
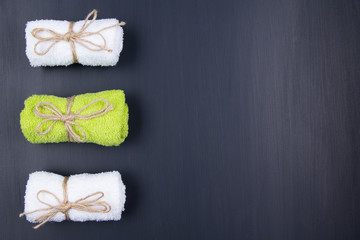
[19,177,111,229]
[31,9,126,63]
[34,96,114,142]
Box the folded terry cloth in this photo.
[25,9,125,67]
[20,90,129,146]
[20,171,126,229]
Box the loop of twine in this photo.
[19,177,111,229]
[31,9,126,63]
[33,96,114,142]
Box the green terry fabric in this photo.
[20,90,129,147]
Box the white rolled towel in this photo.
[20,171,126,229]
[25,10,124,67]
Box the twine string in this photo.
[19,177,111,229]
[33,96,114,142]
[31,9,126,63]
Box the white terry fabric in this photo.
[25,18,123,67]
[23,171,126,223]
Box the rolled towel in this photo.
[20,171,126,229]
[20,90,129,146]
[25,9,125,67]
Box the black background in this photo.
[1,0,360,239]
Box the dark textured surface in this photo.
[1,0,360,239]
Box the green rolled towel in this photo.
[20,90,129,146]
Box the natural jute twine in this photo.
[19,177,111,229]
[31,9,126,63]
[34,96,114,142]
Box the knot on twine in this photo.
[33,96,114,143]
[60,113,75,123]
[31,9,125,63]
[59,201,73,214]
[19,177,111,229]
[63,31,74,42]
